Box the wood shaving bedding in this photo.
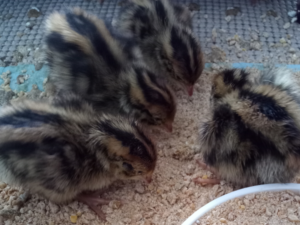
[1,68,300,225]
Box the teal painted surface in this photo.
[1,63,300,93]
[205,62,300,71]
[232,63,300,71]
[0,64,49,92]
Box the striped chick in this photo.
[196,68,300,187]
[45,8,176,132]
[0,95,156,220]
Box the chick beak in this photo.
[144,174,153,184]
[187,85,194,96]
[163,121,173,133]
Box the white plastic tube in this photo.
[182,183,300,225]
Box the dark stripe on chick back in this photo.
[0,110,64,128]
[65,12,122,73]
[283,121,300,155]
[0,141,37,160]
[42,137,69,156]
[212,104,234,140]
[212,103,285,170]
[133,6,151,25]
[170,27,192,76]
[133,6,155,39]
[66,51,99,95]
[46,32,81,53]
[222,69,249,90]
[36,138,81,189]
[180,28,201,84]
[154,0,168,27]
[233,110,285,170]
[135,69,170,106]
[0,141,36,181]
[46,31,100,95]
[99,121,152,161]
[189,35,201,83]
[239,90,290,121]
[52,96,85,112]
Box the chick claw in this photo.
[196,160,218,174]
[194,160,220,185]
[193,177,220,185]
[77,193,113,221]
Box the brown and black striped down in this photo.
[173,4,194,29]
[45,8,176,132]
[0,95,156,204]
[200,68,300,186]
[116,0,204,96]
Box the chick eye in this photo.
[122,162,133,171]
[138,171,142,175]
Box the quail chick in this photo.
[196,68,300,187]
[45,8,176,132]
[116,0,204,96]
[0,95,157,219]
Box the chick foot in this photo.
[194,159,220,185]
[77,193,112,220]
[196,160,218,174]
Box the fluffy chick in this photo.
[0,95,156,219]
[116,0,204,96]
[196,68,300,187]
[45,8,176,132]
